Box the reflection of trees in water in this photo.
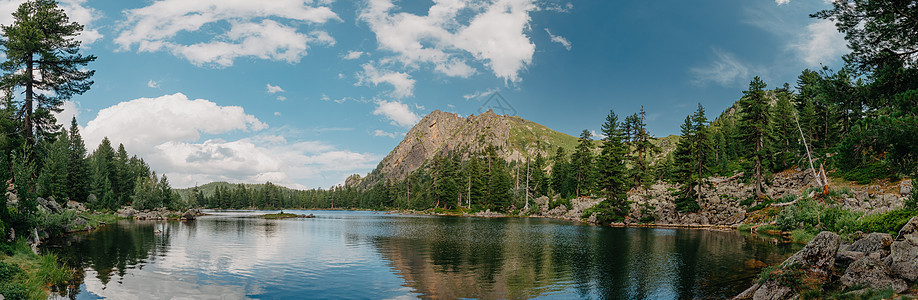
[373,220,801,299]
[45,221,176,298]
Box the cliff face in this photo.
[359,109,580,187]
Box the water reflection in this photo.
[45,211,799,299]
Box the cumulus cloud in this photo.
[343,51,364,60]
[373,100,420,127]
[359,0,537,82]
[356,63,416,98]
[52,100,80,126]
[0,0,102,44]
[775,0,790,4]
[147,80,160,88]
[791,19,847,67]
[690,48,751,87]
[115,0,340,67]
[81,93,377,189]
[83,93,267,151]
[266,83,285,94]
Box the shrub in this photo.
[907,186,918,210]
[0,261,22,282]
[858,210,918,235]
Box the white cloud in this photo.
[147,80,160,88]
[0,0,103,44]
[542,2,573,13]
[775,0,790,5]
[373,100,420,127]
[544,28,572,51]
[115,0,340,67]
[343,50,364,60]
[83,93,267,151]
[791,19,847,67]
[81,93,378,189]
[274,112,282,116]
[690,48,751,87]
[373,130,397,138]
[52,100,80,126]
[359,0,537,82]
[276,96,287,101]
[266,83,285,94]
[356,63,416,98]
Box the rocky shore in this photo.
[735,216,918,299]
[115,207,205,220]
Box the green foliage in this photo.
[34,210,77,235]
[858,210,918,235]
[0,0,96,146]
[908,186,918,211]
[570,130,596,197]
[739,76,772,198]
[775,200,862,234]
[790,229,816,244]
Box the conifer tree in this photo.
[66,117,89,202]
[571,129,595,197]
[672,116,700,212]
[550,147,571,198]
[740,76,771,198]
[37,130,68,200]
[591,109,630,222]
[628,107,659,189]
[0,0,96,149]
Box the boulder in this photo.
[66,201,87,212]
[901,180,913,197]
[181,210,196,220]
[896,215,918,245]
[835,250,865,270]
[783,231,840,279]
[734,231,840,300]
[117,207,136,218]
[885,240,918,281]
[840,255,907,293]
[749,280,796,300]
[846,232,893,256]
[86,194,97,203]
[36,197,61,214]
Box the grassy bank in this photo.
[0,239,71,300]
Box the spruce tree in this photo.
[672,116,699,212]
[740,76,772,198]
[0,0,96,149]
[66,117,89,202]
[571,129,595,197]
[689,103,712,203]
[591,109,631,223]
[628,107,659,189]
[550,147,571,198]
[37,130,68,200]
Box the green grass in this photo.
[790,229,816,244]
[0,239,72,300]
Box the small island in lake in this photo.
[259,212,316,219]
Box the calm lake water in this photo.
[45,210,800,299]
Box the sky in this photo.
[0,0,849,189]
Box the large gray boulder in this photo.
[784,231,840,279]
[885,240,918,281]
[840,255,907,293]
[734,231,840,300]
[846,232,893,255]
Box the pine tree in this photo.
[571,129,595,197]
[465,155,485,208]
[628,107,660,189]
[485,146,512,210]
[740,76,772,198]
[550,147,571,198]
[37,130,68,200]
[672,116,700,212]
[0,0,96,149]
[531,154,547,197]
[66,117,89,202]
[772,85,798,171]
[689,103,712,203]
[591,109,630,223]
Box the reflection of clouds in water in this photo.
[156,218,287,275]
[80,269,249,300]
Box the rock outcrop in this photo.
[736,216,918,298]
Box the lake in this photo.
[45,210,800,299]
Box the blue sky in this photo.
[3,0,848,189]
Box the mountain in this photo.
[353,109,581,187]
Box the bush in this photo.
[858,210,918,235]
[34,210,78,235]
[0,282,29,300]
[0,261,22,282]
